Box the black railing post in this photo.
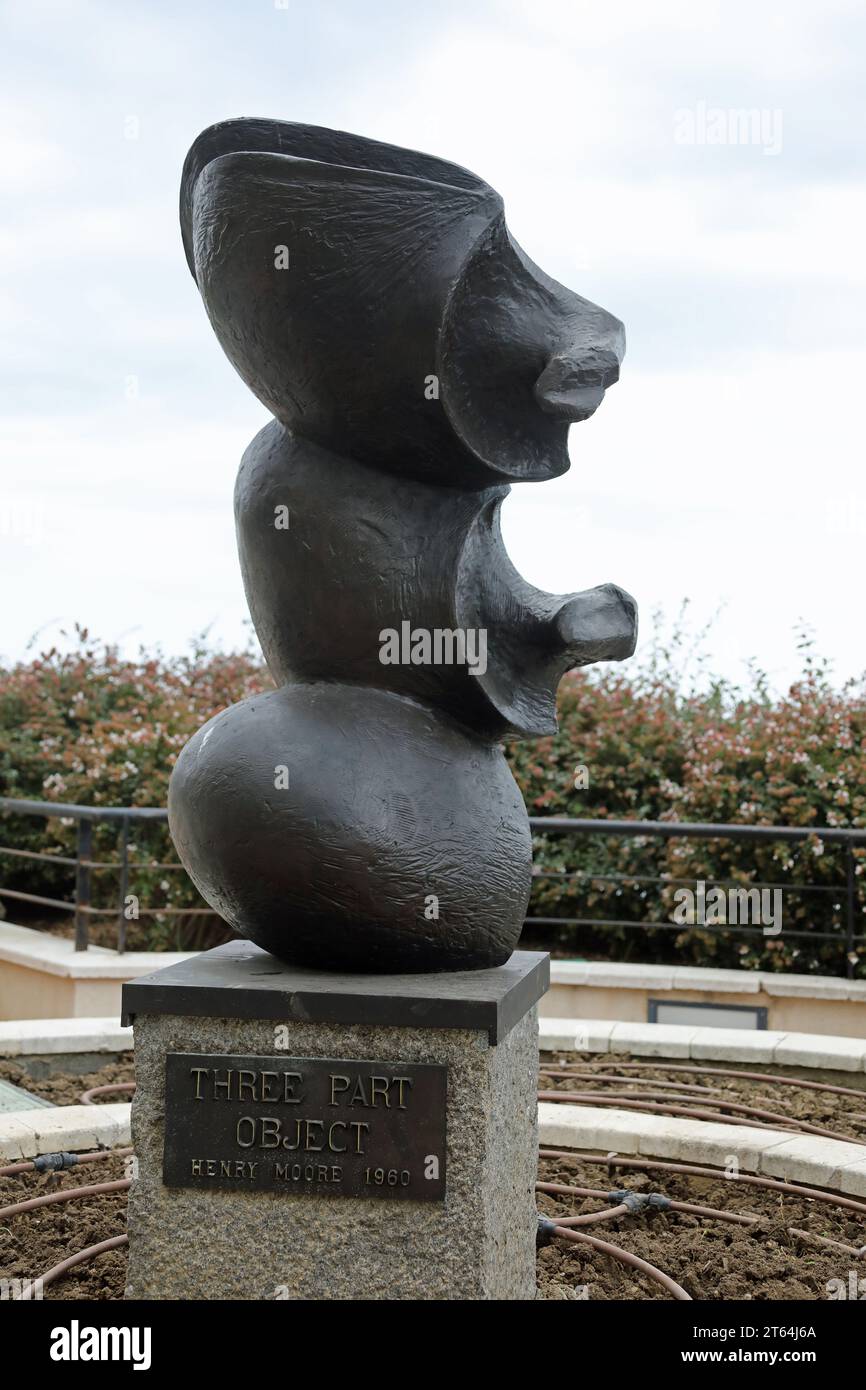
[846,845,856,980]
[74,816,92,952]
[117,816,129,955]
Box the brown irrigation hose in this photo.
[540,1148,866,1217]
[539,1178,865,1258]
[539,1086,846,1138]
[0,1178,131,1221]
[551,1223,692,1300]
[560,1060,866,1102]
[540,1090,801,1135]
[0,1146,133,1179]
[80,1082,136,1105]
[553,1203,632,1227]
[788,1228,866,1258]
[537,1178,760,1227]
[538,1088,864,1145]
[12,1234,129,1300]
[540,1069,724,1097]
[538,1179,646,1203]
[3,1145,860,1301]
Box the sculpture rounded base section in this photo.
[168,682,532,973]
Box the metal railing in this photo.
[1,798,864,973]
[527,817,866,978]
[0,797,213,953]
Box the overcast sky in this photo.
[2,0,864,692]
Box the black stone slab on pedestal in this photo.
[121,941,549,1044]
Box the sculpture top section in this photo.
[180,117,625,488]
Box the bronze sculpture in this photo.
[169,119,637,972]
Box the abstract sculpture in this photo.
[169,119,637,973]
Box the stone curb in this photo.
[3,1091,864,1206]
[0,1103,132,1162]
[0,921,195,981]
[539,1016,866,1072]
[537,1102,866,1198]
[0,1016,132,1058]
[549,959,866,1002]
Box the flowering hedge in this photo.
[0,628,268,949]
[1,625,863,969]
[509,635,866,976]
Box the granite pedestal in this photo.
[122,942,548,1300]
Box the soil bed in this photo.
[0,1055,135,1107]
[0,1150,129,1300]
[2,1052,864,1299]
[536,1150,864,1300]
[540,1050,866,1140]
[537,1050,866,1299]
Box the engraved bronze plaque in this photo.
[162,1053,447,1201]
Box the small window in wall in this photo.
[648,1001,768,1030]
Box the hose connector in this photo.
[32,1151,80,1173]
